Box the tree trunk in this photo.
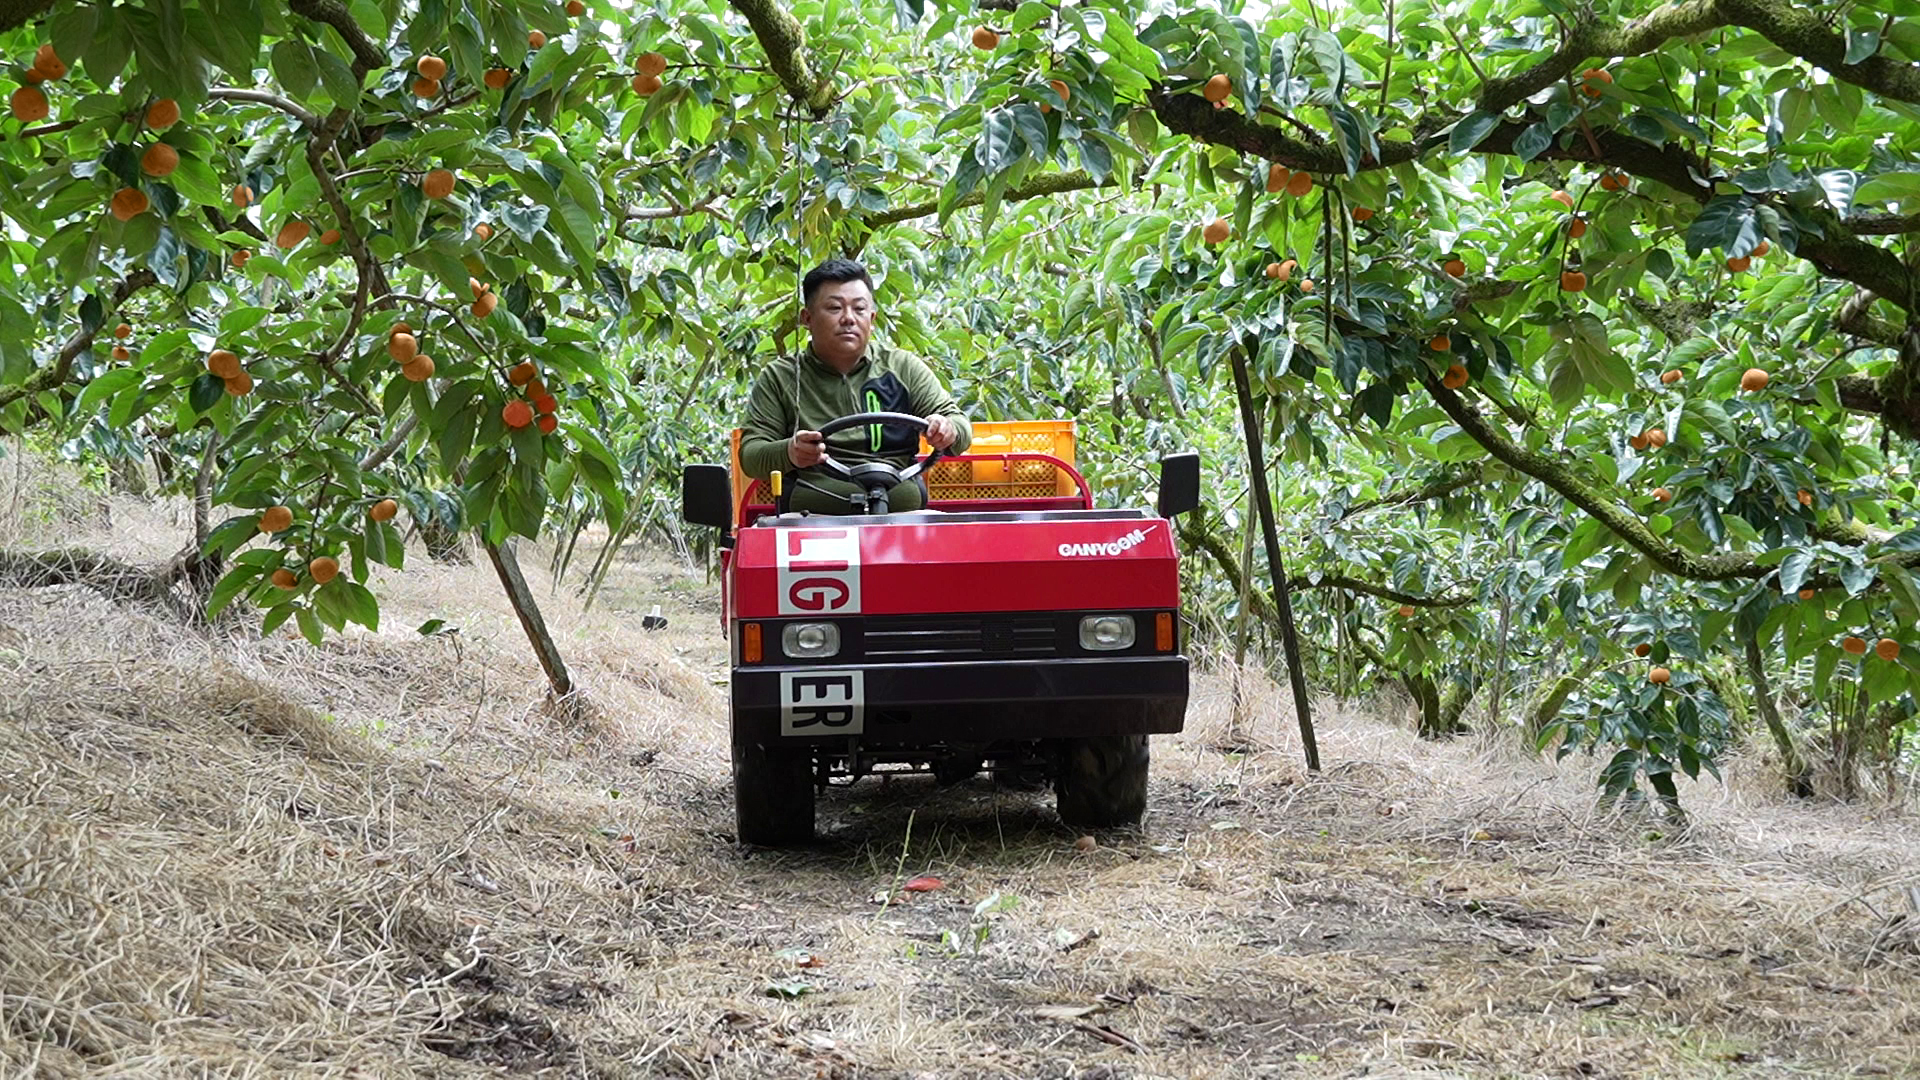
[1405,674,1440,737]
[1229,344,1319,772]
[1485,538,1515,730]
[1744,634,1813,798]
[1437,674,1479,736]
[485,538,574,701]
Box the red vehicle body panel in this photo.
[730,517,1179,619]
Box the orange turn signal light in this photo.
[1155,612,1175,652]
[742,622,763,663]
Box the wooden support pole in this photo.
[1229,344,1320,772]
[485,538,574,700]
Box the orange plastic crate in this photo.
[921,420,1077,499]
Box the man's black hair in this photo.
[801,258,874,306]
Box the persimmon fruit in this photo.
[110,187,149,221]
[140,143,179,177]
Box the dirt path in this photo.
[4,542,1918,1078]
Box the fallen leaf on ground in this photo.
[903,875,943,892]
[764,979,814,999]
[1052,927,1100,952]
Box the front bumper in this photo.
[731,656,1189,745]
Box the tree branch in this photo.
[1715,0,1920,105]
[1335,465,1484,519]
[1294,573,1474,608]
[1420,374,1920,584]
[0,269,159,413]
[0,0,59,35]
[359,415,418,471]
[864,169,1112,229]
[208,87,320,129]
[287,0,387,77]
[727,0,835,118]
[1850,211,1920,236]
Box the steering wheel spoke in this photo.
[805,411,945,514]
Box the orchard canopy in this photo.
[4,0,1920,798]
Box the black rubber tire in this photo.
[733,740,814,846]
[1054,734,1149,827]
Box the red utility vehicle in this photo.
[682,413,1198,845]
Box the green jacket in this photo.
[739,342,973,480]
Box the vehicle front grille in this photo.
[862,614,1056,661]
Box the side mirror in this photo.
[681,464,732,529]
[1157,452,1200,518]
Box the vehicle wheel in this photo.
[1054,734,1149,827]
[733,739,814,845]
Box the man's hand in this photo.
[788,430,827,468]
[923,414,958,451]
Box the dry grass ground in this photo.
[2,463,1918,1078]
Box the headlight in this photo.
[781,622,840,659]
[1078,615,1136,651]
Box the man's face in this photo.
[800,279,875,366]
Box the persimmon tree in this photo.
[3,0,1917,803]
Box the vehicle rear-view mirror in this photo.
[1157,452,1200,518]
[682,464,732,528]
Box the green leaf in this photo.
[205,564,262,620]
[1778,550,1813,594]
[49,5,100,69]
[976,109,1018,172]
[188,372,226,413]
[75,368,144,415]
[1844,28,1880,65]
[1685,195,1758,256]
[295,605,324,647]
[312,45,363,109]
[271,40,319,99]
[1449,110,1502,154]
[1512,121,1552,163]
[1852,170,1920,205]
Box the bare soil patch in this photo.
[2,488,1916,1078]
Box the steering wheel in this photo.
[806,411,947,514]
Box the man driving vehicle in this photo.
[739,259,972,514]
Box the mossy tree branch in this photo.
[728,0,836,118]
[0,0,59,34]
[1420,374,1920,585]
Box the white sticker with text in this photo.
[777,528,861,615]
[781,670,865,736]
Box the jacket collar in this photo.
[802,342,879,377]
